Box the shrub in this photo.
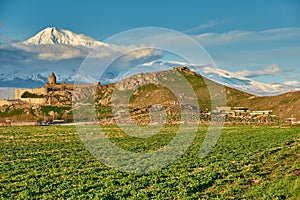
[21,91,44,98]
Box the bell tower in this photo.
[49,72,57,85]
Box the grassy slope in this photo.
[128,69,253,112]
[126,68,299,120]
[227,91,300,119]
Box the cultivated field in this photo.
[0,125,299,199]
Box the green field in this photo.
[0,125,299,199]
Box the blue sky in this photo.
[0,0,300,86]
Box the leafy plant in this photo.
[40,106,71,115]
[0,125,299,199]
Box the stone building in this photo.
[49,72,57,85]
[15,72,58,100]
[14,72,101,105]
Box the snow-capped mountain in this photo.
[14,27,114,60]
[22,27,109,48]
[1,27,299,99]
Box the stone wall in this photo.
[19,98,44,105]
[15,88,48,99]
[0,121,38,127]
[0,99,22,106]
[0,99,12,106]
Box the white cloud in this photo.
[13,26,166,62]
[234,64,282,78]
[191,27,300,86]
[14,41,163,62]
[194,27,300,46]
[15,43,89,60]
[184,20,221,34]
[284,80,299,86]
[121,48,162,62]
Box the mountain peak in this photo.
[22,27,102,48]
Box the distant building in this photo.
[49,72,57,85]
[216,106,232,112]
[232,107,248,111]
[215,106,275,119]
[250,110,273,116]
[286,117,300,125]
[14,72,101,105]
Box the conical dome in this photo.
[49,72,57,85]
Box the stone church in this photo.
[14,72,101,105]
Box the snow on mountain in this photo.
[192,63,300,96]
[22,27,110,48]
[139,61,300,96]
[14,27,160,62]
[15,27,114,60]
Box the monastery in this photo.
[14,72,100,105]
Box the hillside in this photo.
[101,67,299,121]
[228,91,300,120]
[91,67,298,123]
[1,67,299,123]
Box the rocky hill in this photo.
[1,67,299,124]
[92,67,299,122]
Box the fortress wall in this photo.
[15,89,22,99]
[49,84,74,90]
[15,88,48,99]
[11,121,38,126]
[0,121,38,126]
[20,98,44,105]
[0,99,12,106]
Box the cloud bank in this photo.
[284,80,299,86]
[192,27,300,86]
[194,27,300,46]
[234,64,282,78]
